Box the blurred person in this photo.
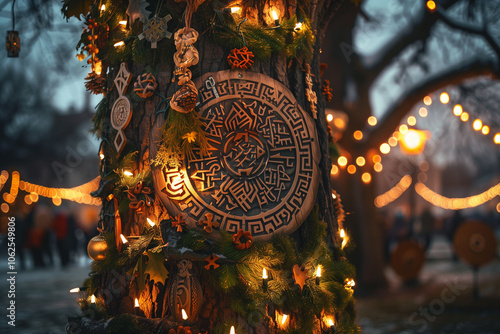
[17,204,34,270]
[53,210,71,268]
[447,210,464,261]
[42,219,55,268]
[391,208,410,242]
[26,205,52,268]
[420,208,435,251]
[379,210,392,263]
[67,211,78,263]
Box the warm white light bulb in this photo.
[182,309,188,320]
[402,130,421,150]
[70,288,80,293]
[120,234,128,244]
[315,265,322,278]
[147,218,155,227]
[439,92,450,104]
[271,10,278,21]
[91,294,96,303]
[282,314,288,325]
[262,268,268,279]
[135,298,139,307]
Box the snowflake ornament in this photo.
[138,14,173,48]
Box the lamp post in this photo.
[399,129,429,235]
[399,129,429,155]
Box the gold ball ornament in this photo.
[87,234,108,261]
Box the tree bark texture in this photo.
[92,0,346,332]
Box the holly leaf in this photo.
[127,0,152,23]
[61,0,93,20]
[144,251,169,284]
[132,255,146,292]
[292,264,309,292]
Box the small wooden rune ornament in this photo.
[227,47,254,70]
[172,214,187,232]
[111,63,133,153]
[198,213,220,233]
[168,260,203,323]
[150,70,320,240]
[204,254,220,270]
[134,73,157,98]
[232,229,253,250]
[138,14,173,48]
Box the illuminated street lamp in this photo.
[399,128,430,239]
[399,129,430,155]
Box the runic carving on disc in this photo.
[151,70,320,240]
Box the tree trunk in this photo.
[88,0,352,333]
[320,2,388,291]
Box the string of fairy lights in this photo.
[72,263,352,333]
[374,175,413,208]
[0,170,101,213]
[415,182,500,210]
[69,190,353,333]
[375,175,500,211]
[329,88,500,211]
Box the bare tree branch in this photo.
[364,56,499,150]
[359,1,458,86]
[437,9,500,60]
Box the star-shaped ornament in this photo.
[171,214,187,232]
[198,213,220,233]
[182,131,197,143]
[138,14,173,48]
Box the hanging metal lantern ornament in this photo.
[87,234,108,261]
[6,30,20,57]
[6,0,20,57]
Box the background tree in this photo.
[322,0,500,291]
[0,0,96,185]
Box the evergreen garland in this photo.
[164,205,359,333]
[208,14,315,61]
[152,108,211,169]
[91,96,109,138]
[78,206,358,333]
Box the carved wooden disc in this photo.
[453,220,497,267]
[151,70,320,240]
[390,239,425,280]
[111,97,132,130]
